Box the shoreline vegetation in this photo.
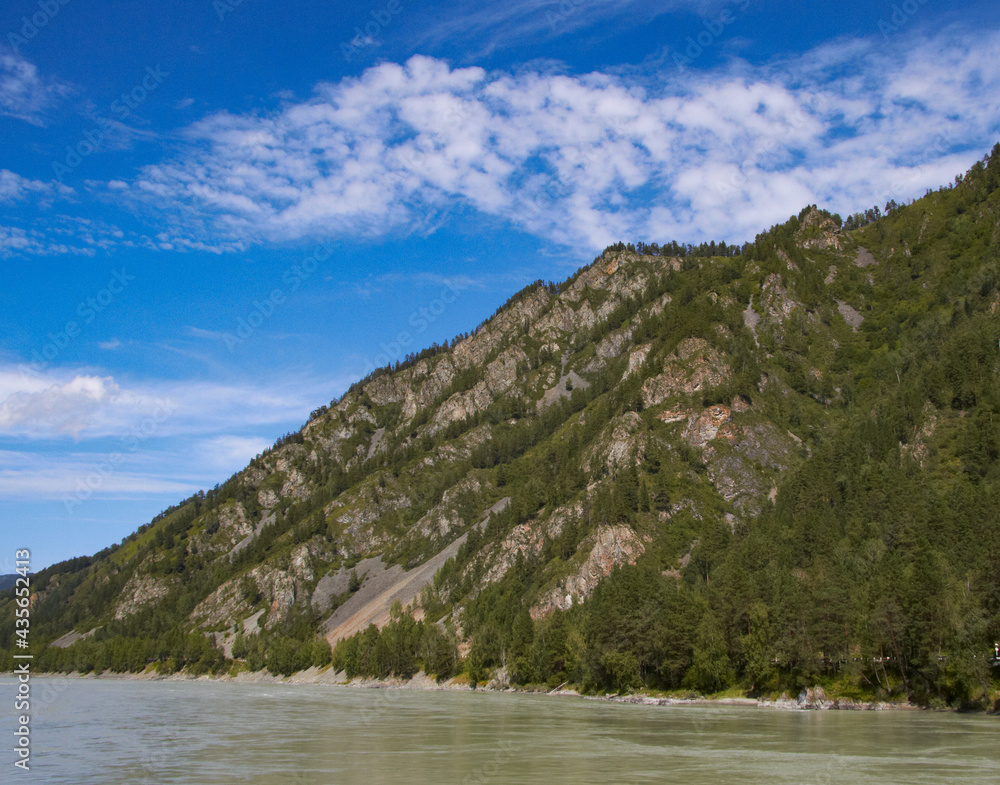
[30,666,988,713]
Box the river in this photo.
[2,678,997,783]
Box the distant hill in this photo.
[3,143,999,708]
[0,575,18,591]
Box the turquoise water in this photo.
[1,678,997,784]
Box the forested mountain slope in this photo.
[4,145,1000,709]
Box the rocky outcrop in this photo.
[684,405,736,448]
[477,501,582,587]
[113,572,174,621]
[626,343,652,376]
[480,523,548,586]
[797,208,844,250]
[854,247,877,267]
[531,525,645,617]
[330,485,412,557]
[902,402,938,467]
[584,412,645,473]
[837,300,864,330]
[193,547,315,630]
[642,338,729,407]
[758,273,799,322]
[434,346,528,425]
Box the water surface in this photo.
[1,678,997,784]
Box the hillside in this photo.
[4,145,1000,709]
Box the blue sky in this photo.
[1,0,999,570]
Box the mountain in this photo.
[3,145,1000,708]
[0,576,18,592]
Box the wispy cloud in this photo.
[0,211,241,258]
[0,169,72,204]
[0,46,71,124]
[0,365,349,505]
[197,435,274,471]
[410,0,719,60]
[0,449,202,499]
[0,364,343,441]
[101,27,1000,252]
[0,216,134,258]
[0,374,123,438]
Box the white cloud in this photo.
[0,215,238,259]
[0,375,121,438]
[0,169,72,204]
[0,46,70,124]
[0,366,349,504]
[0,364,341,441]
[409,0,720,60]
[107,27,1000,251]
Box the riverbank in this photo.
[27,666,950,712]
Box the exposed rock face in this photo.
[585,412,645,473]
[657,407,692,424]
[218,503,253,540]
[854,247,877,267]
[481,523,548,586]
[258,488,280,508]
[706,455,766,513]
[113,572,174,620]
[758,274,799,322]
[837,300,864,330]
[626,343,652,376]
[537,369,589,410]
[435,346,529,426]
[593,327,635,361]
[478,501,582,587]
[642,338,729,407]
[227,511,277,561]
[703,423,796,515]
[684,405,736,448]
[311,557,384,614]
[192,548,316,630]
[332,486,412,557]
[731,395,751,413]
[902,402,938,467]
[798,208,844,250]
[275,454,310,500]
[531,525,645,618]
[743,298,761,344]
